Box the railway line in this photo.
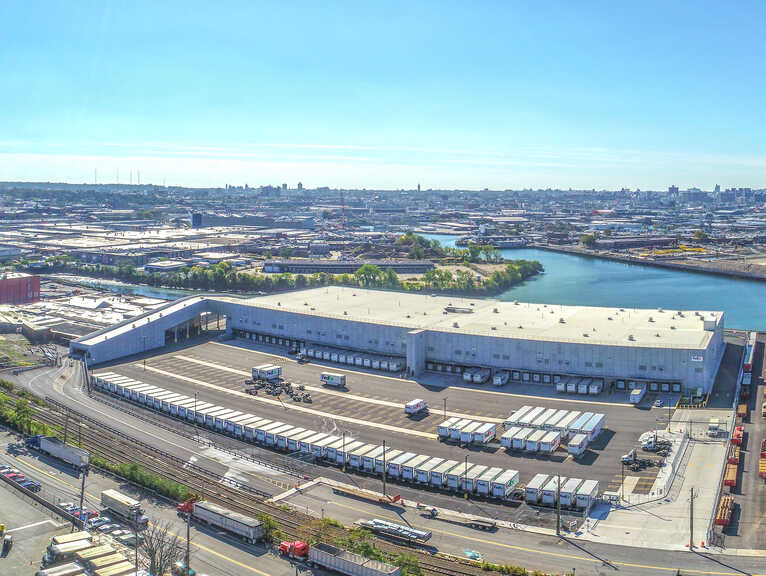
[26,395,485,576]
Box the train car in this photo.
[744,332,757,373]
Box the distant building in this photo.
[0,272,40,304]
[191,213,203,228]
[297,182,303,191]
[261,259,434,274]
[0,245,22,262]
[668,185,679,195]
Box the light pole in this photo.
[194,391,198,441]
[342,432,346,472]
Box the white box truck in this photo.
[181,500,264,544]
[321,372,346,387]
[36,437,90,470]
[404,399,428,415]
[630,384,646,404]
[252,364,282,381]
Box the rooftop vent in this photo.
[620,308,625,312]
[493,308,499,313]
[277,302,281,306]
[583,333,589,337]
[559,318,565,323]
[649,316,654,322]
[607,316,613,321]
[491,326,497,331]
[658,307,663,312]
[514,300,519,305]
[628,334,635,341]
[352,293,356,296]
[518,325,523,329]
[304,302,308,306]
[656,333,660,337]
[670,325,676,330]
[310,307,315,311]
[406,314,410,318]
[343,311,348,315]
[453,321,459,328]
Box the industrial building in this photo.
[70,287,725,393]
[0,272,40,304]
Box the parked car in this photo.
[98,523,121,534]
[2,534,13,557]
[109,529,131,538]
[73,509,99,520]
[654,399,664,407]
[1,468,21,477]
[117,534,140,548]
[0,464,11,472]
[7,473,25,482]
[19,480,41,492]
[58,501,75,510]
[89,516,111,528]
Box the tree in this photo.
[138,520,185,576]
[354,264,383,287]
[14,398,32,434]
[579,233,597,248]
[693,229,708,241]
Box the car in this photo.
[89,517,111,528]
[0,465,11,472]
[2,534,13,557]
[98,524,121,534]
[73,509,99,520]
[654,399,664,407]
[7,473,25,482]
[1,468,21,477]
[19,480,41,492]
[58,501,75,510]
[109,529,131,538]
[117,534,139,548]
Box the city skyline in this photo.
[2,1,766,189]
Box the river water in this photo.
[421,233,765,330]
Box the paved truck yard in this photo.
[94,337,681,496]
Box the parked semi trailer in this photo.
[27,436,90,470]
[177,499,264,543]
[101,489,148,527]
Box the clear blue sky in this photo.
[2,1,765,189]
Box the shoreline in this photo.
[529,243,766,283]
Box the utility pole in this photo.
[194,391,198,441]
[63,410,69,443]
[556,473,561,536]
[133,512,139,573]
[463,454,468,498]
[382,440,387,497]
[621,461,625,503]
[77,422,81,448]
[689,487,695,549]
[443,397,447,418]
[186,509,191,576]
[342,432,346,472]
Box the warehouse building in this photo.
[69,286,725,393]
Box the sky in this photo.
[1,1,765,190]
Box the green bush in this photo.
[90,454,194,502]
[257,513,284,544]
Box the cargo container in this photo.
[349,444,379,469]
[308,542,400,576]
[493,371,510,386]
[504,405,533,429]
[437,417,459,439]
[252,364,282,381]
[500,426,522,448]
[416,457,444,484]
[559,478,584,507]
[446,463,474,490]
[473,368,491,384]
[321,372,347,387]
[490,469,520,498]
[567,433,589,457]
[101,489,148,527]
[181,500,264,543]
[541,476,567,506]
[376,449,401,473]
[575,480,599,509]
[476,467,503,495]
[539,431,561,454]
[401,454,430,481]
[336,440,364,466]
[33,436,90,470]
[36,562,87,576]
[362,446,387,472]
[512,427,535,450]
[568,412,594,436]
[525,429,547,452]
[429,460,459,487]
[472,422,497,444]
[387,452,417,478]
[525,474,549,504]
[459,421,483,444]
[581,414,605,440]
[462,464,489,493]
[44,539,95,566]
[449,418,474,441]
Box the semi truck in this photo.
[492,371,509,386]
[629,385,646,404]
[177,499,264,543]
[27,436,90,470]
[279,541,400,576]
[252,364,282,381]
[101,489,148,528]
[321,372,347,388]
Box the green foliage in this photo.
[90,454,194,502]
[321,517,343,528]
[394,554,423,576]
[257,513,285,544]
[693,229,708,241]
[579,233,597,248]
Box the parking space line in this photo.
[136,363,438,440]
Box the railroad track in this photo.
[29,398,486,576]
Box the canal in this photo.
[421,233,765,330]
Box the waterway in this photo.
[421,233,765,330]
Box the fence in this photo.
[620,432,690,506]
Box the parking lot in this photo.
[93,337,693,494]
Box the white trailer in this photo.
[401,454,430,481]
[462,368,477,382]
[476,467,503,495]
[252,364,282,381]
[588,380,603,395]
[430,460,459,488]
[566,379,577,394]
[313,435,341,459]
[504,405,533,429]
[473,368,491,384]
[387,452,417,478]
[518,406,545,427]
[492,370,510,386]
[324,436,348,462]
[472,422,497,444]
[376,449,401,474]
[437,417,459,439]
[555,411,581,439]
[101,489,148,527]
[568,412,594,437]
[575,479,599,509]
[362,446,387,472]
[349,444,379,469]
[449,418,473,441]
[532,408,557,429]
[525,429,547,452]
[539,431,561,454]
[525,474,549,504]
[336,440,364,466]
[578,379,591,395]
[462,464,489,493]
[630,385,646,404]
[267,424,295,446]
[542,409,569,430]
[555,379,567,393]
[446,463,474,490]
[501,426,522,448]
[459,421,483,444]
[416,457,444,484]
[512,427,534,450]
[300,432,329,453]
[321,372,347,387]
[559,478,584,507]
[243,418,270,441]
[581,413,605,440]
[38,437,90,470]
[567,433,589,457]
[490,469,520,498]
[308,542,400,576]
[191,500,264,543]
[541,476,567,506]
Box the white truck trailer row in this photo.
[437,417,498,444]
[503,405,606,441]
[524,474,600,509]
[92,373,534,500]
[304,347,403,373]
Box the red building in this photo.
[0,273,41,304]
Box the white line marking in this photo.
[174,354,504,423]
[8,519,64,532]
[135,363,438,440]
